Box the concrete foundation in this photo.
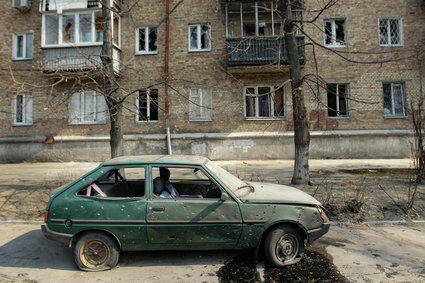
[0,130,414,162]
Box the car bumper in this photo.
[307,222,330,243]
[41,223,73,246]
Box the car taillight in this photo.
[44,210,49,223]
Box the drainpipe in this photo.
[164,0,172,155]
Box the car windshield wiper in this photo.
[236,184,255,193]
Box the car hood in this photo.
[239,182,321,206]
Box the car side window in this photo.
[151,166,223,199]
[77,167,146,198]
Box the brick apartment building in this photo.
[0,0,424,162]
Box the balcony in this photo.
[226,36,305,67]
[41,46,121,74]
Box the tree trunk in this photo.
[102,0,123,158]
[280,0,310,184]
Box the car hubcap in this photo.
[80,240,110,268]
[275,234,299,263]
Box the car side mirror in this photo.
[221,192,230,201]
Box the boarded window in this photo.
[69,92,106,124]
[189,88,212,121]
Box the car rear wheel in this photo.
[265,225,304,267]
[74,232,119,271]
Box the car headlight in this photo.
[318,207,329,222]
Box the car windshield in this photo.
[205,160,252,198]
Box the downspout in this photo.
[164,0,172,155]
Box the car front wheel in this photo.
[74,232,120,271]
[265,225,304,266]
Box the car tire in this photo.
[74,232,120,271]
[264,225,304,267]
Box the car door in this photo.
[146,165,243,249]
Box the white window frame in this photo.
[12,94,33,126]
[378,17,403,47]
[136,89,159,123]
[41,10,112,48]
[188,24,211,52]
[326,83,351,118]
[12,32,33,60]
[244,86,285,119]
[383,82,406,117]
[69,91,106,124]
[12,0,29,8]
[323,19,346,47]
[189,88,213,121]
[135,27,158,55]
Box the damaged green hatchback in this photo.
[42,155,330,271]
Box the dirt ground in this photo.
[0,161,424,222]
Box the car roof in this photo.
[101,155,210,166]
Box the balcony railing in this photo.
[226,36,305,67]
[41,46,121,73]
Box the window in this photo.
[136,27,157,54]
[12,94,33,126]
[77,167,146,198]
[42,11,106,47]
[244,86,284,118]
[383,83,405,117]
[12,33,33,60]
[69,91,106,124]
[324,19,346,47]
[151,166,223,199]
[327,84,350,117]
[188,25,211,52]
[189,88,212,121]
[137,89,158,122]
[379,18,403,46]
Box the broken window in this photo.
[13,33,33,60]
[324,19,346,47]
[151,166,223,199]
[383,83,405,117]
[136,27,157,54]
[189,88,212,121]
[379,18,402,46]
[77,167,146,198]
[69,91,106,124]
[244,86,285,118]
[137,89,159,122]
[12,94,33,126]
[188,24,211,52]
[42,11,113,46]
[327,84,350,117]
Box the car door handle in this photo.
[151,207,165,212]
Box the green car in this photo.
[42,155,330,271]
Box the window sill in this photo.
[383,115,407,119]
[328,116,351,119]
[136,120,159,124]
[244,117,287,121]
[379,44,404,48]
[12,57,33,61]
[13,123,33,127]
[189,119,213,122]
[188,49,211,53]
[324,44,347,48]
[135,51,158,56]
[69,122,106,125]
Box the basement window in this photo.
[69,91,106,124]
[137,89,159,122]
[136,27,157,55]
[327,84,350,117]
[324,19,346,47]
[188,24,211,52]
[12,94,33,126]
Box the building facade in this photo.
[0,0,424,162]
